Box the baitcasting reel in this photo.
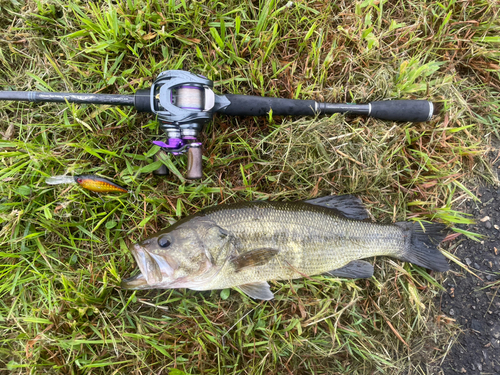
[136,70,230,179]
[0,70,435,179]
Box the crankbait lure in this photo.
[46,175,129,193]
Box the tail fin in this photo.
[395,222,449,272]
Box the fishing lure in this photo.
[46,175,129,193]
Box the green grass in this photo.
[1,0,499,373]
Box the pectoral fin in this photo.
[238,282,274,300]
[325,260,374,279]
[230,248,279,272]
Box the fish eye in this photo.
[77,178,83,183]
[158,236,171,248]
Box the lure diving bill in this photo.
[46,175,129,193]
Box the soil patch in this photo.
[440,152,500,374]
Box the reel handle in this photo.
[186,144,203,180]
[153,151,169,176]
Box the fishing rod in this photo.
[0,70,434,179]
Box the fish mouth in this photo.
[120,273,148,289]
[121,243,175,289]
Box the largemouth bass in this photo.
[121,195,449,300]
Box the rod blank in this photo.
[0,91,135,106]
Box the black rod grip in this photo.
[217,94,317,116]
[369,100,433,122]
[134,89,152,112]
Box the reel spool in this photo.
[172,85,205,111]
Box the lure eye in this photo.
[158,236,171,248]
[77,178,83,183]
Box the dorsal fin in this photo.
[305,195,370,221]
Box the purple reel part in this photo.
[153,139,202,155]
[153,139,184,155]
